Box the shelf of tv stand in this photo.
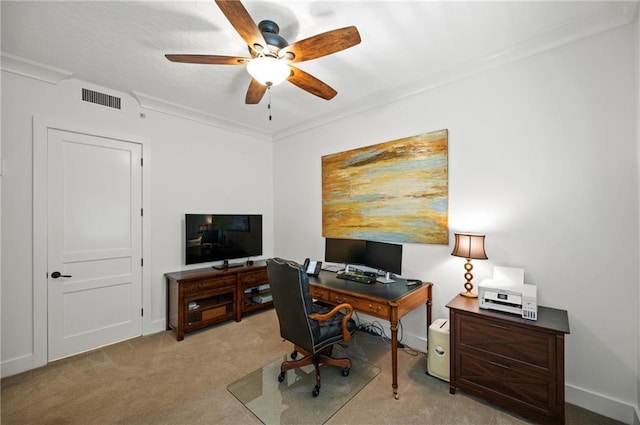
[238,266,272,315]
[187,294,235,326]
[165,261,272,341]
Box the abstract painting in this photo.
[322,130,448,244]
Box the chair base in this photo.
[279,345,352,396]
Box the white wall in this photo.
[1,72,274,376]
[636,8,640,425]
[273,21,638,423]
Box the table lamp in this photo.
[451,233,488,298]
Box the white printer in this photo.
[478,266,538,321]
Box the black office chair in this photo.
[266,257,357,397]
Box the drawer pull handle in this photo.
[490,361,511,370]
[368,304,382,312]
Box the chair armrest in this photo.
[309,303,354,342]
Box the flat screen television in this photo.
[185,214,262,268]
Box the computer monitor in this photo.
[324,238,366,265]
[365,240,402,275]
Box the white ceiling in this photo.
[1,1,637,140]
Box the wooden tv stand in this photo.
[165,261,271,341]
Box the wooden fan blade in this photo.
[165,54,249,65]
[281,26,361,63]
[287,66,337,100]
[245,78,268,104]
[215,0,267,54]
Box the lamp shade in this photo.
[246,56,290,86]
[451,233,488,260]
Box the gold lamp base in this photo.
[460,289,478,298]
[460,259,478,298]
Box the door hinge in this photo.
[141,208,143,216]
[141,308,144,317]
[141,258,144,267]
[141,158,143,166]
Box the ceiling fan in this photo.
[165,0,361,105]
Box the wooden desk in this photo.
[309,271,433,399]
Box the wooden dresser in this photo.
[447,295,570,424]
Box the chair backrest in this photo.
[266,258,319,353]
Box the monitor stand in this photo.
[213,260,244,270]
[376,271,395,284]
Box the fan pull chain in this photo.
[267,86,272,121]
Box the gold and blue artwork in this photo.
[322,129,448,245]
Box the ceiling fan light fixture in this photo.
[247,56,290,86]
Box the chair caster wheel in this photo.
[312,385,320,397]
[342,368,350,377]
[278,371,285,382]
[291,350,298,360]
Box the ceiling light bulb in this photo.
[246,56,290,86]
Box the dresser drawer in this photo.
[456,313,556,375]
[310,286,329,301]
[332,293,389,318]
[310,286,389,317]
[456,349,557,419]
[183,275,237,294]
[238,269,268,288]
[356,298,389,317]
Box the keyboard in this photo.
[336,271,376,284]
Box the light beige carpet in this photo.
[228,346,380,425]
[1,309,626,425]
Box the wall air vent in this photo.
[81,88,121,110]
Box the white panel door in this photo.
[47,129,142,361]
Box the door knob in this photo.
[51,271,72,279]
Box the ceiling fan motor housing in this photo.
[258,20,289,53]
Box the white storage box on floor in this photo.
[427,318,450,382]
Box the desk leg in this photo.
[390,320,399,399]
[390,303,400,400]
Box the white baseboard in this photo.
[3,319,168,378]
[355,312,427,353]
[1,352,42,378]
[143,318,169,336]
[400,332,427,353]
[566,384,638,424]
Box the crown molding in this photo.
[0,53,272,141]
[0,53,72,84]
[130,91,272,141]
